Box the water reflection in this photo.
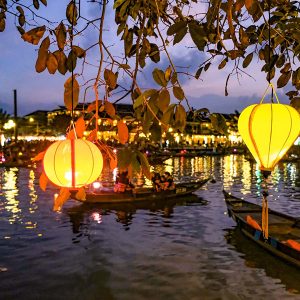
[67,195,208,239]
[1,168,21,224]
[224,227,300,294]
[28,169,38,214]
[0,155,300,299]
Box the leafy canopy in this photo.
[1,0,300,200]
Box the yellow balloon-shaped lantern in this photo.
[238,101,300,171]
[43,139,103,188]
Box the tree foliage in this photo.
[1,0,299,202]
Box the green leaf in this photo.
[55,22,66,51]
[117,148,132,171]
[171,72,178,84]
[165,66,172,82]
[152,68,167,87]
[210,113,228,135]
[46,53,58,74]
[35,49,48,73]
[113,0,127,9]
[292,68,300,87]
[195,67,203,79]
[242,52,253,68]
[0,16,5,32]
[133,89,157,109]
[67,50,77,72]
[204,62,211,72]
[40,36,50,51]
[72,45,86,58]
[281,63,291,74]
[136,152,151,179]
[104,69,118,89]
[245,0,254,11]
[290,97,300,112]
[53,50,68,75]
[277,71,291,88]
[120,63,131,70]
[158,89,170,113]
[104,101,116,117]
[228,49,244,60]
[64,75,79,111]
[167,20,187,36]
[161,104,176,131]
[267,67,275,82]
[173,86,185,100]
[149,43,160,63]
[33,0,39,10]
[16,26,25,35]
[117,120,129,144]
[276,55,285,68]
[21,26,46,45]
[174,27,188,45]
[175,104,186,132]
[188,22,207,50]
[18,14,25,27]
[125,29,133,57]
[16,6,24,15]
[66,1,78,26]
[218,59,227,70]
[40,0,47,6]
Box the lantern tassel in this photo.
[262,192,269,240]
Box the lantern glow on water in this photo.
[43,139,103,188]
[238,103,300,171]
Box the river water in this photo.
[1,155,300,300]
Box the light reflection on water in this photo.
[0,155,300,300]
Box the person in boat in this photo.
[162,172,175,190]
[114,171,135,193]
[151,172,162,192]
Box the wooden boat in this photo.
[223,190,300,268]
[73,178,210,204]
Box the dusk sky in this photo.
[0,0,291,117]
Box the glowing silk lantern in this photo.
[238,103,300,171]
[43,139,103,188]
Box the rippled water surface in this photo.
[1,155,300,300]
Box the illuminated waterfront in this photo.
[0,155,300,299]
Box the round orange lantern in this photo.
[43,139,103,188]
[238,88,300,171]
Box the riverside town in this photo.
[1,1,300,299]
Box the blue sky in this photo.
[0,0,290,116]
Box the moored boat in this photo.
[73,178,210,204]
[223,190,300,268]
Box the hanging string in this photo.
[268,0,274,103]
[70,0,76,136]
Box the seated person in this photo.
[162,172,175,190]
[151,172,162,192]
[114,171,135,193]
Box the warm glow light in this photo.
[3,120,15,130]
[43,139,103,188]
[238,103,300,171]
[92,181,102,189]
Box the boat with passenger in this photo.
[72,178,210,204]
